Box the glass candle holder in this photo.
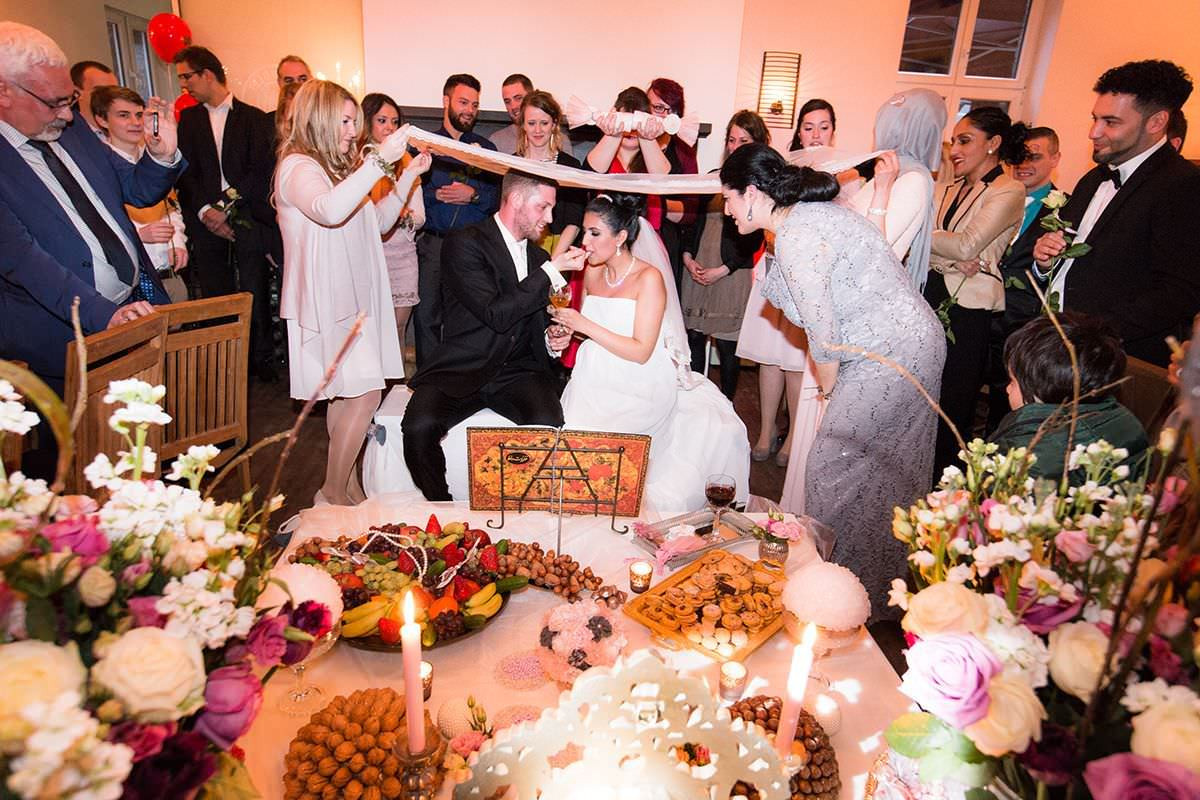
[629,560,653,593]
[719,660,748,701]
[420,660,433,701]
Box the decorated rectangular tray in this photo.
[631,509,759,569]
[622,549,786,663]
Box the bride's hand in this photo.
[549,306,585,336]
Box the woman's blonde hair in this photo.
[279,79,361,180]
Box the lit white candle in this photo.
[401,591,426,753]
[629,560,653,593]
[775,622,817,758]
[719,660,748,701]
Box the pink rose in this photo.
[1084,752,1200,800]
[1148,635,1185,684]
[41,515,108,567]
[1054,530,1096,564]
[1156,476,1187,516]
[108,721,176,762]
[243,613,288,667]
[766,519,807,542]
[128,596,167,628]
[54,496,99,519]
[121,560,151,586]
[1154,603,1189,639]
[450,730,486,757]
[899,634,1002,729]
[193,663,262,750]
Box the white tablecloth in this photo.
[244,494,911,799]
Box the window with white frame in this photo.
[896,0,1049,124]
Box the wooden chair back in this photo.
[156,294,252,479]
[1120,357,1176,439]
[64,314,169,493]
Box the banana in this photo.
[342,598,388,624]
[476,594,503,619]
[342,601,390,637]
[465,582,497,609]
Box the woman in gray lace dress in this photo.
[720,144,946,621]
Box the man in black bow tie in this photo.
[1033,60,1200,366]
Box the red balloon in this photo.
[147,13,192,63]
[173,92,199,122]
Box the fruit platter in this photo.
[289,514,529,651]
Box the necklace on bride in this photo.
[604,250,637,288]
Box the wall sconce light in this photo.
[757,51,802,129]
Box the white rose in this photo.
[963,673,1046,756]
[1048,622,1110,702]
[0,641,86,749]
[78,565,117,607]
[1130,703,1200,773]
[90,627,206,723]
[1043,189,1069,210]
[901,581,990,637]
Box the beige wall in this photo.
[176,0,365,112]
[3,0,171,66]
[1034,0,1200,187]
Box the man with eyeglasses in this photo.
[0,21,183,396]
[173,44,279,381]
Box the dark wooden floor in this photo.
[233,364,905,674]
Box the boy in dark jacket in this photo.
[991,312,1148,483]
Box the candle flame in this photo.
[403,590,415,625]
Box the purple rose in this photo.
[127,596,166,628]
[1084,752,1200,800]
[1149,635,1186,684]
[193,663,263,750]
[899,633,1001,729]
[1019,723,1081,786]
[108,721,176,762]
[121,731,216,800]
[243,612,288,667]
[995,583,1083,634]
[41,515,108,567]
[290,600,332,639]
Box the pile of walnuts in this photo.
[283,688,406,800]
[728,694,840,800]
[496,541,627,607]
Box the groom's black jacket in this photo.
[408,217,555,397]
[1054,144,1200,366]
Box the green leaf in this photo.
[1062,242,1092,258]
[885,712,950,759]
[199,752,263,800]
[24,595,57,641]
[919,746,997,787]
[918,747,963,783]
[965,789,998,800]
[1004,276,1027,290]
[949,757,998,787]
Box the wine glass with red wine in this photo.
[705,473,736,534]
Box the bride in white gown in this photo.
[551,194,750,512]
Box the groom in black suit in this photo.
[1034,60,1200,367]
[403,172,585,500]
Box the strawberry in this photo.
[441,543,466,568]
[377,617,402,645]
[479,544,499,572]
[395,551,416,574]
[425,514,442,536]
[452,575,481,603]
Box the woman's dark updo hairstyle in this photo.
[789,98,836,151]
[720,143,839,206]
[961,106,1031,165]
[585,193,644,245]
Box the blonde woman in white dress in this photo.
[276,80,427,505]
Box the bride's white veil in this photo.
[631,218,703,390]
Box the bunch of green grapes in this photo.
[322,560,354,576]
[362,560,411,594]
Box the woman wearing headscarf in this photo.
[841,89,947,291]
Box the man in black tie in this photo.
[1033,60,1200,366]
[0,22,182,393]
[173,46,279,380]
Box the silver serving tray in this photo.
[631,508,759,569]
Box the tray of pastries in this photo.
[622,549,786,662]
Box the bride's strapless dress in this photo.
[561,295,751,512]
